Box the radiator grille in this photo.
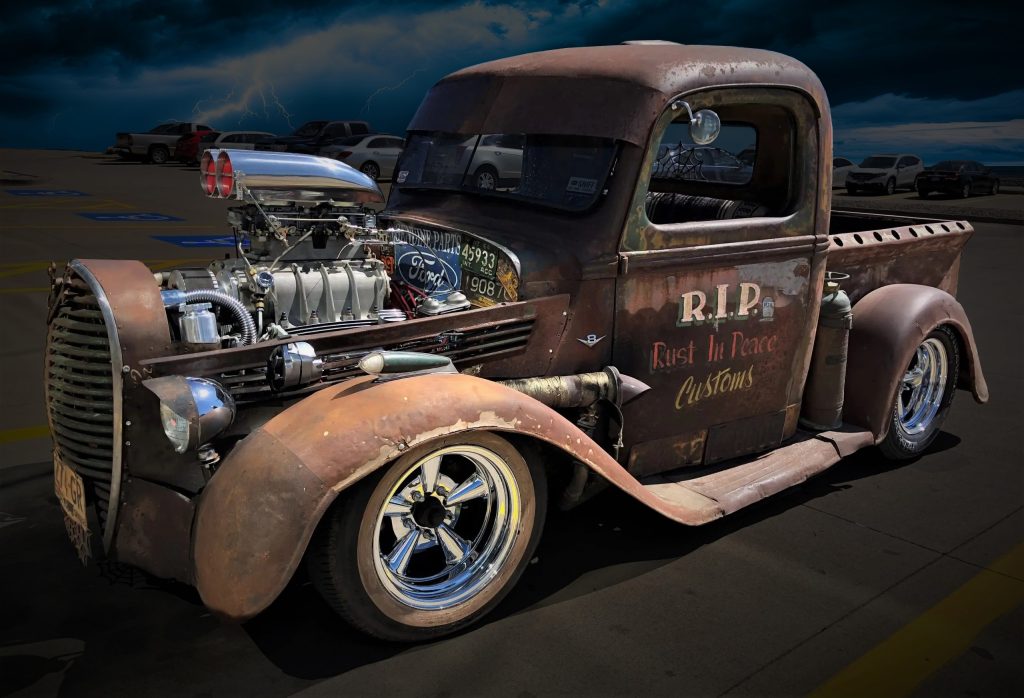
[45,276,118,533]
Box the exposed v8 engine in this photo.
[152,149,520,349]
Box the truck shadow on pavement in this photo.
[240,433,961,679]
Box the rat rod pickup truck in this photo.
[46,43,988,641]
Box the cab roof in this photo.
[409,44,827,145]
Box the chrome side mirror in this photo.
[672,101,722,145]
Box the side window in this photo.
[834,157,851,168]
[322,124,347,138]
[897,156,913,168]
[387,138,405,149]
[221,134,241,144]
[368,138,387,148]
[645,120,770,225]
[350,123,369,135]
[197,125,212,132]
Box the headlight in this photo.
[146,376,236,453]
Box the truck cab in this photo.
[47,43,987,642]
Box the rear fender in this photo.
[193,372,706,621]
[843,284,988,441]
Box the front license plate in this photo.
[54,456,92,564]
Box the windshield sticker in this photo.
[566,176,598,194]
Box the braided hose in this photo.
[183,289,257,345]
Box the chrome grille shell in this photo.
[45,260,124,551]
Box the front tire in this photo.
[885,178,896,195]
[879,326,959,460]
[961,183,972,198]
[308,432,546,641]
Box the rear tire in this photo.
[474,165,498,190]
[308,431,546,641]
[879,326,959,460]
[961,183,972,198]
[148,145,169,165]
[991,181,1000,195]
[360,161,380,180]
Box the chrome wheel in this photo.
[897,338,948,435]
[371,444,522,611]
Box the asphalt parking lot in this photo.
[1,149,1021,697]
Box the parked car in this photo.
[846,154,923,195]
[48,43,987,643]
[653,144,754,184]
[197,131,276,160]
[319,134,404,180]
[175,130,219,165]
[113,122,214,164]
[916,160,1000,198]
[465,133,525,189]
[832,156,855,188]
[270,120,372,154]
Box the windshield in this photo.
[293,121,327,137]
[395,131,617,211]
[859,156,897,168]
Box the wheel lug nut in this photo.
[411,491,424,502]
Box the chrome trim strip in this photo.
[69,260,124,552]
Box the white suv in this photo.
[846,154,924,195]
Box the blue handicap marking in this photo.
[153,235,247,248]
[79,212,184,222]
[7,189,89,196]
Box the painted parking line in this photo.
[811,542,1024,698]
[5,189,89,197]
[77,212,184,222]
[153,235,245,247]
[0,425,50,444]
[0,286,48,295]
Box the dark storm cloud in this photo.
[572,0,1022,106]
[0,0,465,78]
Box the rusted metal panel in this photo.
[114,477,194,583]
[704,410,787,465]
[614,239,824,477]
[409,45,828,147]
[193,372,771,620]
[844,284,988,441]
[826,220,974,304]
[627,429,707,478]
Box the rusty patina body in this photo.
[45,44,987,623]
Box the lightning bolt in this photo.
[361,69,426,116]
[191,81,295,130]
[268,82,295,130]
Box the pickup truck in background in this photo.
[113,122,214,164]
[49,42,987,642]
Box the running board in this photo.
[637,427,874,525]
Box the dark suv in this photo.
[916,160,1000,198]
[268,120,372,154]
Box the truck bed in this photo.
[827,210,973,303]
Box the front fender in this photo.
[843,284,988,441]
[194,372,714,621]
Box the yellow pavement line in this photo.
[0,286,48,294]
[0,425,50,444]
[0,262,49,279]
[811,542,1024,698]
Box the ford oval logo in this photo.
[396,248,459,294]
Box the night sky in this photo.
[1,1,1020,163]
